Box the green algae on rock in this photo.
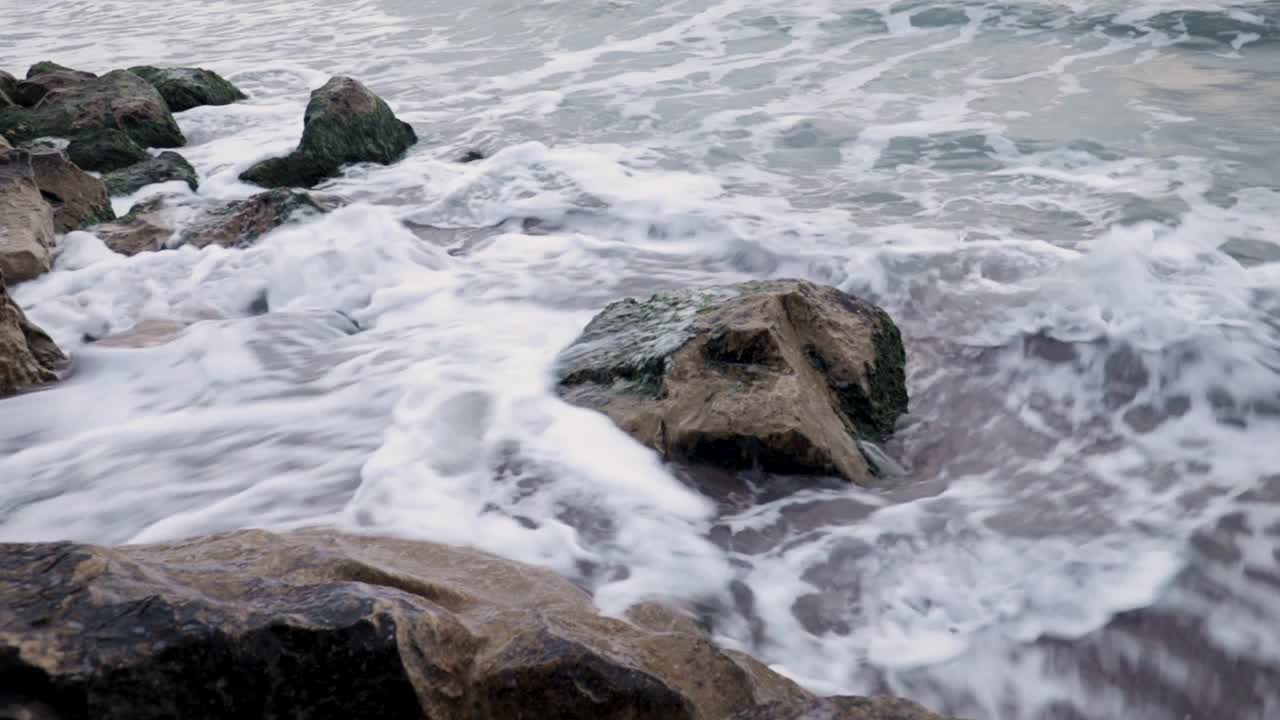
[555,280,908,485]
[240,76,416,189]
[128,65,247,112]
[103,150,198,195]
[0,69,184,149]
[66,127,149,173]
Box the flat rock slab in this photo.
[0,149,54,282]
[556,280,908,484]
[0,528,949,720]
[240,76,416,189]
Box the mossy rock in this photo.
[0,70,184,149]
[128,66,247,112]
[240,76,416,189]
[103,151,198,195]
[66,128,149,173]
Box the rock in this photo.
[0,134,9,150]
[0,72,15,107]
[29,150,115,232]
[0,150,54,282]
[13,62,96,108]
[0,528,951,720]
[0,69,184,149]
[127,65,247,112]
[180,189,331,248]
[66,127,149,173]
[92,318,189,348]
[103,150,198,195]
[555,280,909,484]
[0,271,66,396]
[89,195,176,255]
[240,76,416,189]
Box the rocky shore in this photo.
[0,60,945,719]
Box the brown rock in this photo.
[180,188,333,248]
[90,194,176,255]
[13,64,96,108]
[555,280,909,485]
[0,271,66,397]
[0,149,54,283]
[731,696,955,720]
[0,529,949,720]
[29,150,115,232]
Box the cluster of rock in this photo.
[0,60,420,396]
[0,59,934,720]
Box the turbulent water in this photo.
[3,1,1280,717]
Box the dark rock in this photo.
[731,696,953,720]
[0,271,66,396]
[127,65,247,112]
[180,189,330,248]
[460,149,486,163]
[555,280,909,484]
[89,195,176,255]
[103,150,198,195]
[0,72,15,107]
[25,61,93,79]
[240,76,416,188]
[13,66,96,108]
[0,150,54,282]
[0,528,952,720]
[29,150,114,232]
[66,128,149,173]
[0,69,184,149]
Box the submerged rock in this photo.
[128,65,247,112]
[240,76,416,189]
[66,127,149,173]
[0,149,54,282]
[29,150,114,231]
[103,150,198,195]
[0,69,184,149]
[0,528,950,720]
[89,195,177,255]
[0,271,66,396]
[555,280,908,484]
[180,189,332,248]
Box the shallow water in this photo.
[3,1,1280,717]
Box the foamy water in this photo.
[2,1,1279,717]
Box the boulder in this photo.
[0,71,15,107]
[0,150,54,282]
[0,69,184,149]
[0,529,951,720]
[13,62,96,108]
[128,65,247,112]
[0,271,66,396]
[102,150,197,195]
[180,188,331,248]
[66,127,149,172]
[29,150,115,232]
[88,195,176,255]
[555,280,909,484]
[240,76,416,189]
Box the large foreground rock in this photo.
[128,65,247,112]
[0,68,184,148]
[0,150,54,282]
[240,76,416,189]
[0,272,66,396]
[102,150,197,195]
[0,529,950,720]
[29,150,114,231]
[555,280,908,484]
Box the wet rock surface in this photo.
[128,65,247,112]
[65,127,149,173]
[102,150,198,195]
[0,149,54,283]
[179,189,332,248]
[0,272,66,397]
[556,280,908,484]
[0,528,950,720]
[29,150,114,232]
[240,76,417,189]
[0,67,184,149]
